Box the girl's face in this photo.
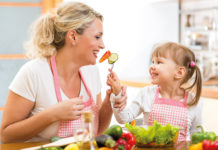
[149,56,178,85]
[74,18,105,65]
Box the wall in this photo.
[202,97,218,134]
[0,1,41,107]
[65,0,179,99]
[0,0,62,108]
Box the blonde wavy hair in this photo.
[25,2,103,58]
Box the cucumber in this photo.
[104,125,123,140]
[108,53,118,64]
[50,136,62,142]
[95,134,116,148]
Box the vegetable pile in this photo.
[97,124,136,150]
[189,139,218,150]
[189,125,218,150]
[125,121,179,146]
[192,125,216,144]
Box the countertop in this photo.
[120,78,218,99]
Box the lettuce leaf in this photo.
[125,121,179,145]
[125,123,154,144]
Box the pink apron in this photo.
[148,87,188,141]
[50,56,99,138]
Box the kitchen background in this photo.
[0,0,218,134]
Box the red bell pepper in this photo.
[202,139,218,150]
[99,50,111,63]
[121,132,136,150]
[113,138,128,150]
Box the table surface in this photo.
[0,141,190,150]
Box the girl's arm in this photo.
[111,91,142,124]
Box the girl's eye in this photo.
[151,60,154,64]
[157,61,162,64]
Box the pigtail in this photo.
[25,14,56,58]
[188,65,202,106]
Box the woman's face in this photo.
[75,18,105,65]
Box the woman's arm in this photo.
[97,86,128,135]
[0,91,57,143]
[0,91,84,143]
[96,90,113,135]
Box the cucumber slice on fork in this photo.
[108,53,118,64]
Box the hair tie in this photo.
[190,61,195,68]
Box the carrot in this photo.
[99,50,111,63]
[98,147,113,150]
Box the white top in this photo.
[111,85,202,141]
[9,58,102,142]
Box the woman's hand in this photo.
[113,86,127,111]
[51,96,84,121]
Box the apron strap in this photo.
[183,91,188,105]
[155,87,160,100]
[155,86,188,105]
[79,70,94,107]
[51,56,62,102]
[50,55,94,107]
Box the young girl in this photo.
[107,42,202,142]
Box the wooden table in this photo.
[0,142,190,150]
[0,142,48,150]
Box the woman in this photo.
[0,2,126,143]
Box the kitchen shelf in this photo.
[179,6,218,81]
[184,27,217,32]
[180,7,218,14]
[180,7,218,51]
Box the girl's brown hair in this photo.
[25,2,103,58]
[152,42,202,106]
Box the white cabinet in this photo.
[179,7,218,81]
[180,7,218,51]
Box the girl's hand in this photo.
[106,69,121,96]
[51,96,84,121]
[114,86,127,111]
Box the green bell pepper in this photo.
[192,125,216,144]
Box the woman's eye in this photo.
[95,36,100,39]
[157,61,162,64]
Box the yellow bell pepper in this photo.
[189,142,202,150]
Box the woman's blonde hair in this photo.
[152,42,202,106]
[25,2,103,58]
